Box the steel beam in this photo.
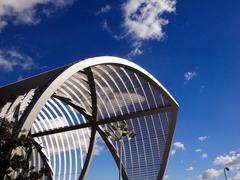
[98,105,172,125]
[78,128,97,180]
[32,105,172,138]
[78,67,98,180]
[31,123,92,137]
[32,139,53,180]
[157,105,179,180]
[52,94,92,120]
[96,126,129,180]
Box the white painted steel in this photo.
[0,56,178,180]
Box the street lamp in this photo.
[224,167,230,180]
[104,121,136,180]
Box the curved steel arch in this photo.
[16,56,178,135]
[0,56,179,180]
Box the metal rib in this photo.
[38,109,58,178]
[47,99,68,180]
[92,66,128,169]
[147,82,164,160]
[44,101,66,180]
[121,68,149,179]
[96,126,129,180]
[96,65,134,174]
[157,108,178,179]
[78,67,98,180]
[134,72,156,177]
[108,65,141,178]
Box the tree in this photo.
[0,117,51,180]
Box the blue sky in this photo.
[0,0,240,179]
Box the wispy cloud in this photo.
[95,4,111,16]
[0,49,35,71]
[0,0,74,31]
[101,19,111,33]
[93,133,105,156]
[195,148,208,159]
[17,75,23,81]
[93,142,105,155]
[200,85,205,92]
[127,41,143,58]
[198,136,208,142]
[100,19,122,41]
[186,166,194,171]
[184,71,197,83]
[195,149,202,153]
[170,141,185,155]
[198,168,222,180]
[202,153,208,159]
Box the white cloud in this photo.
[213,153,240,167]
[127,41,143,58]
[170,149,176,156]
[97,0,176,57]
[198,168,222,180]
[122,0,176,41]
[173,142,186,150]
[127,46,143,57]
[200,149,240,180]
[95,4,111,15]
[230,150,237,155]
[121,0,176,57]
[93,142,105,155]
[184,71,197,82]
[0,57,14,71]
[195,149,202,153]
[200,85,205,92]
[202,153,208,159]
[17,75,23,81]
[0,0,74,31]
[233,169,240,180]
[163,175,169,180]
[0,20,7,30]
[170,141,185,156]
[213,150,240,180]
[100,19,123,41]
[195,148,208,159]
[186,166,194,171]
[101,19,111,33]
[0,49,35,71]
[198,136,208,142]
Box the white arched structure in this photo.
[0,56,179,180]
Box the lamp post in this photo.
[104,121,136,180]
[224,167,230,180]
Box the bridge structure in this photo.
[0,56,179,180]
